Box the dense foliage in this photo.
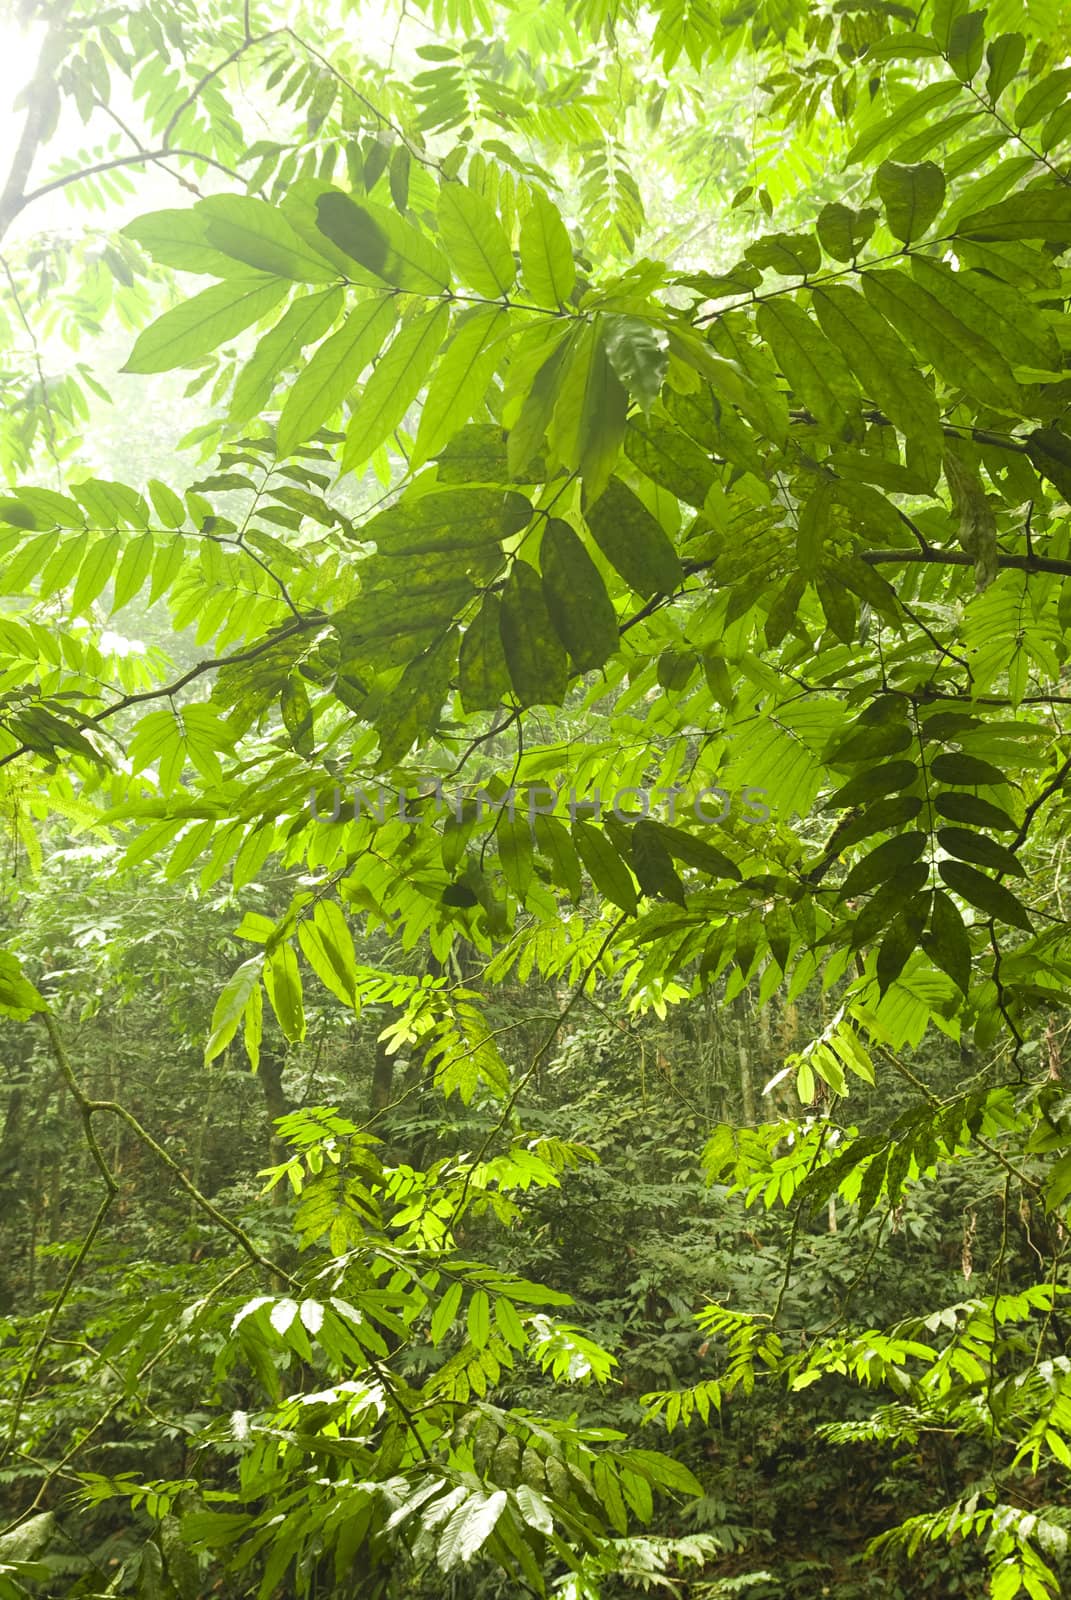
[3,0,1071,1594]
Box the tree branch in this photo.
[860,549,1071,579]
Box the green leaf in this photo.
[342,303,452,470]
[263,942,306,1043]
[437,184,515,297]
[584,476,682,598]
[534,814,582,901]
[936,827,1025,876]
[519,191,575,306]
[70,537,118,614]
[540,518,619,672]
[439,1490,507,1569]
[816,202,878,262]
[548,320,628,498]
[412,306,510,469]
[1026,427,1071,499]
[277,295,397,456]
[147,479,186,529]
[572,821,638,914]
[930,751,1007,787]
[389,144,411,211]
[467,1289,491,1348]
[875,160,946,243]
[624,415,716,508]
[838,831,928,898]
[938,859,1033,930]
[500,560,568,707]
[957,186,1071,242]
[498,816,534,897]
[0,952,46,1020]
[908,256,1059,373]
[922,889,972,992]
[986,33,1026,100]
[316,192,451,292]
[506,324,573,477]
[745,231,821,275]
[431,1281,463,1344]
[933,792,1018,831]
[495,1295,527,1349]
[111,531,154,612]
[1015,66,1071,128]
[230,287,344,426]
[631,820,686,904]
[242,974,263,1071]
[298,901,359,1007]
[602,315,669,415]
[756,298,860,435]
[459,594,510,712]
[201,195,338,281]
[816,569,857,644]
[121,207,242,275]
[811,285,942,485]
[845,81,964,166]
[860,268,1020,412]
[123,277,290,375]
[645,819,741,881]
[376,627,458,766]
[364,488,529,555]
[948,9,986,80]
[205,956,264,1064]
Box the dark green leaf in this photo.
[811,285,942,484]
[459,595,509,713]
[534,814,582,901]
[923,889,972,992]
[499,560,568,707]
[757,298,860,434]
[1026,427,1071,499]
[938,858,1033,929]
[930,751,1008,787]
[584,476,683,597]
[839,831,928,899]
[877,907,924,992]
[933,792,1018,831]
[631,821,686,904]
[816,202,878,262]
[957,187,1071,243]
[875,161,946,243]
[540,518,619,671]
[948,10,986,80]
[376,628,459,767]
[624,416,716,508]
[986,32,1026,100]
[316,192,451,292]
[572,821,638,914]
[860,268,1020,411]
[822,761,919,811]
[849,867,929,946]
[643,820,741,881]
[936,827,1025,875]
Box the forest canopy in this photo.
[3,0,1071,1595]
